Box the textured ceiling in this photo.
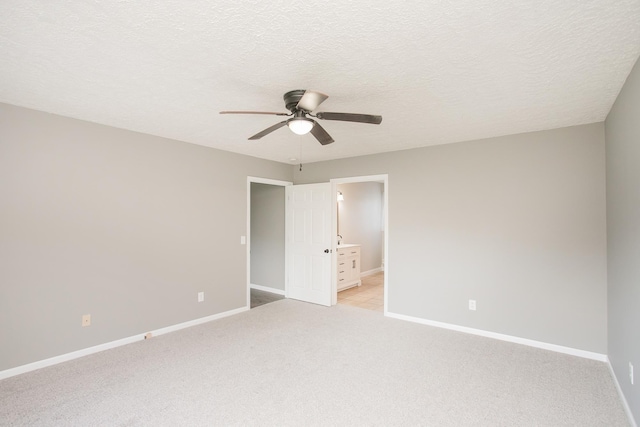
[1,1,639,164]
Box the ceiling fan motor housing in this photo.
[283,90,306,112]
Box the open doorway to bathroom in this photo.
[333,177,387,313]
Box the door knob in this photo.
[324,249,330,253]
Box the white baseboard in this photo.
[0,306,249,381]
[250,284,286,295]
[361,267,383,277]
[607,357,638,427]
[385,311,608,362]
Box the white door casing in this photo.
[285,183,332,306]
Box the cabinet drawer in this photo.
[337,246,360,258]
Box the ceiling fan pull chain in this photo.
[299,139,303,171]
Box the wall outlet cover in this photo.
[198,291,204,302]
[468,300,477,311]
[82,314,91,327]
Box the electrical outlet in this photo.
[468,300,476,311]
[630,362,634,385]
[82,314,91,327]
[198,291,204,302]
[240,236,246,245]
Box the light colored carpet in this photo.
[0,299,629,426]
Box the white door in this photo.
[286,183,332,306]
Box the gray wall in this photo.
[337,182,384,273]
[250,183,285,291]
[605,56,640,421]
[0,103,292,371]
[295,123,608,353]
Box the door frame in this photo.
[246,177,293,309]
[330,174,389,312]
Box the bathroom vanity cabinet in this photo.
[337,244,361,291]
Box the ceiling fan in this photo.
[220,90,382,145]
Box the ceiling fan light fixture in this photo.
[288,118,314,135]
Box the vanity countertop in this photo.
[337,243,360,248]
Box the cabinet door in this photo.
[348,247,360,281]
[346,256,355,281]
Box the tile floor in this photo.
[250,288,285,309]
[337,271,384,312]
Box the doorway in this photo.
[246,177,291,309]
[331,175,388,312]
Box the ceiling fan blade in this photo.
[248,120,288,140]
[310,121,334,145]
[316,112,382,124]
[296,90,329,112]
[220,111,290,116]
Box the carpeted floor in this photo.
[0,299,630,426]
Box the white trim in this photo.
[607,358,638,427]
[247,177,293,187]
[247,177,293,308]
[332,174,387,184]
[0,306,248,381]
[385,311,608,362]
[361,267,383,277]
[250,283,286,296]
